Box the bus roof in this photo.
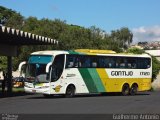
[70,49,151,58]
[31,49,151,58]
[31,50,68,56]
[74,49,116,54]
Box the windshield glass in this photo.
[29,55,53,64]
[26,55,53,83]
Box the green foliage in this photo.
[152,56,160,81]
[0,56,7,71]
[126,47,145,54]
[111,27,133,50]
[0,6,17,24]
[0,6,133,71]
[1,5,159,81]
[5,13,24,29]
[0,6,24,29]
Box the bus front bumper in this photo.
[24,86,50,94]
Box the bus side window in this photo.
[85,57,91,67]
[80,56,91,68]
[91,56,98,68]
[68,62,74,68]
[108,57,116,68]
[92,62,97,67]
[66,55,71,68]
[128,63,132,68]
[74,56,81,67]
[116,58,121,68]
[99,57,109,68]
[108,63,112,68]
[145,58,151,68]
[126,58,137,69]
[77,56,84,68]
[66,55,77,68]
[137,58,150,69]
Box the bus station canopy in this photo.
[0,25,58,45]
[0,25,58,94]
[0,25,58,56]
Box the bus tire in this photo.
[130,84,138,95]
[65,85,75,98]
[122,84,130,96]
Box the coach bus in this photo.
[19,49,152,97]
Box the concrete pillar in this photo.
[7,56,12,94]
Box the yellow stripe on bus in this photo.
[96,68,109,92]
[96,69,151,92]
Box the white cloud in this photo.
[132,25,160,43]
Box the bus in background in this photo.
[19,49,152,97]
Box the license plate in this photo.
[32,90,36,93]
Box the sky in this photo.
[0,0,160,43]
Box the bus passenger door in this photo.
[50,54,65,93]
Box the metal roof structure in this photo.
[0,25,59,94]
[0,25,58,45]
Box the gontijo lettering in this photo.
[111,71,133,76]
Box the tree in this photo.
[0,6,24,28]
[119,27,133,48]
[110,27,133,51]
[0,6,16,24]
[152,56,160,81]
[126,47,144,54]
[0,56,7,71]
[0,6,134,70]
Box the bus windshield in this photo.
[26,55,53,83]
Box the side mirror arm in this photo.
[46,62,52,73]
[18,61,27,77]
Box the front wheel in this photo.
[65,85,75,98]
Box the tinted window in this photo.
[65,55,151,69]
[66,55,80,68]
[137,58,151,69]
[28,55,53,64]
[51,54,64,82]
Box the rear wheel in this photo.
[65,85,75,98]
[122,84,130,96]
[130,84,138,95]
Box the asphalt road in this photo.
[0,91,160,114]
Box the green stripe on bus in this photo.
[78,68,98,93]
[68,50,82,54]
[88,69,106,92]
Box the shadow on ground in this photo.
[0,91,33,98]
[27,92,151,100]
